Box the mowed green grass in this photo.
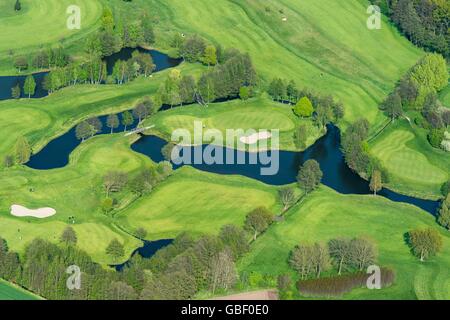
[139,0,423,128]
[370,120,449,198]
[239,186,450,299]
[0,0,103,74]
[116,166,282,239]
[0,279,40,300]
[145,95,323,151]
[0,134,150,265]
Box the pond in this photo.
[130,124,440,215]
[0,48,182,101]
[112,239,173,272]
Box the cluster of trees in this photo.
[101,161,173,214]
[0,218,252,300]
[10,75,37,99]
[371,0,449,58]
[171,34,218,67]
[13,47,70,73]
[156,49,256,107]
[296,268,395,298]
[297,159,323,194]
[112,50,155,84]
[268,78,344,125]
[3,136,32,168]
[289,237,378,280]
[380,53,449,150]
[437,192,450,231]
[407,227,443,261]
[341,118,384,180]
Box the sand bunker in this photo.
[239,131,272,144]
[10,205,56,218]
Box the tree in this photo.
[14,56,28,72]
[289,244,312,280]
[103,171,128,197]
[11,83,21,99]
[369,170,382,195]
[106,114,119,134]
[121,111,134,132]
[179,75,196,104]
[293,124,308,149]
[60,227,77,245]
[106,239,125,262]
[101,197,114,213]
[311,242,330,278]
[161,143,176,161]
[239,86,250,100]
[293,97,314,117]
[15,136,31,164]
[3,155,14,168]
[23,75,36,98]
[135,228,147,240]
[244,207,273,241]
[129,170,153,196]
[382,92,403,120]
[328,238,351,275]
[209,250,237,294]
[279,187,296,212]
[219,224,249,259]
[133,103,148,123]
[297,159,322,194]
[203,45,217,67]
[349,238,377,271]
[108,281,137,300]
[75,121,94,142]
[14,0,21,11]
[408,228,443,261]
[437,194,450,230]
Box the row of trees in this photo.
[371,0,449,58]
[289,237,378,280]
[13,47,69,73]
[156,49,256,107]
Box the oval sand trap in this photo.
[10,205,56,218]
[239,131,272,144]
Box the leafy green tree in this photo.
[106,239,125,262]
[437,194,450,230]
[101,197,114,213]
[203,45,217,66]
[75,121,94,142]
[382,92,403,120]
[106,114,119,134]
[23,75,36,98]
[11,83,21,99]
[369,170,382,195]
[297,159,322,194]
[279,187,296,212]
[179,75,196,104]
[408,228,443,261]
[121,111,134,132]
[60,227,77,245]
[219,224,249,259]
[239,86,250,100]
[15,136,31,164]
[133,103,149,122]
[293,97,314,117]
[135,228,147,240]
[244,207,273,240]
[294,124,308,149]
[14,56,28,72]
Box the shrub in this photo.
[297,268,395,298]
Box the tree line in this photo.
[371,0,449,58]
[380,53,449,151]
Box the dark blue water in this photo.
[0,72,48,100]
[26,112,139,169]
[0,48,182,101]
[105,47,182,75]
[112,239,173,271]
[131,124,440,215]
